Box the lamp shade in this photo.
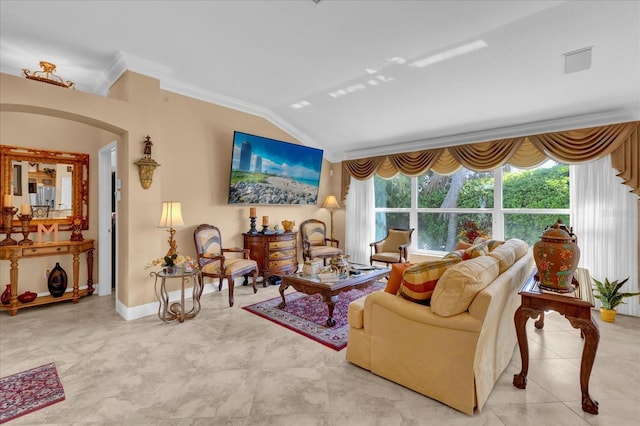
[322,195,340,210]
[158,201,184,228]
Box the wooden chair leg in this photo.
[228,276,234,307]
[251,269,258,294]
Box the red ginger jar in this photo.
[533,223,580,293]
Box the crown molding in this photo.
[344,107,640,161]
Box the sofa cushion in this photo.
[502,238,528,260]
[384,262,413,294]
[431,256,500,317]
[488,244,516,274]
[399,258,461,304]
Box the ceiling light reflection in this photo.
[410,40,488,68]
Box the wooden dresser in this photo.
[0,239,95,316]
[243,232,298,280]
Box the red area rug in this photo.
[0,362,65,424]
[243,282,384,351]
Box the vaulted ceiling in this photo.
[1,1,638,162]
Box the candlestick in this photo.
[262,215,269,226]
[17,213,33,245]
[250,207,256,217]
[20,204,31,215]
[0,206,18,246]
[248,217,258,234]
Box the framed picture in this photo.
[12,164,22,196]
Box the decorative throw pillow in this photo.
[384,262,413,295]
[473,236,505,252]
[431,256,500,317]
[454,240,472,250]
[444,249,465,260]
[399,258,461,304]
[461,240,489,260]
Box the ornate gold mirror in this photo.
[1,145,89,231]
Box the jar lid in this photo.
[541,223,572,241]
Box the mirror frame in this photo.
[1,145,89,231]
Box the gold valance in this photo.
[342,121,640,197]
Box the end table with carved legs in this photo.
[513,268,599,415]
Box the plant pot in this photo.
[599,307,616,323]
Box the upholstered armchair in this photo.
[370,228,414,266]
[300,219,343,266]
[193,224,258,307]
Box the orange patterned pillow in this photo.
[455,240,472,250]
[399,258,461,304]
[384,262,413,294]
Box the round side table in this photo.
[151,268,203,322]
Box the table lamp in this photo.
[158,201,184,257]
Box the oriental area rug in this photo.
[243,282,385,351]
[0,362,65,424]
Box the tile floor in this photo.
[1,283,639,425]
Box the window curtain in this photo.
[344,177,374,265]
[341,121,639,197]
[572,155,639,315]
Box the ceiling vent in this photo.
[563,47,592,74]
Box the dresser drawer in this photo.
[269,239,296,250]
[23,245,70,256]
[269,258,296,268]
[268,249,296,260]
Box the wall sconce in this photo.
[322,194,340,240]
[134,135,160,189]
[158,201,184,257]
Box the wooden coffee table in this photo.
[279,265,390,326]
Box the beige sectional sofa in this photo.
[346,239,533,415]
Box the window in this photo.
[374,160,569,252]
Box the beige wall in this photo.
[0,71,344,317]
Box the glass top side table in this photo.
[151,268,203,323]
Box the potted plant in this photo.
[592,277,640,322]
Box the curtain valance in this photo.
[341,121,640,198]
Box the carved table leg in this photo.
[513,306,540,389]
[72,252,80,303]
[278,282,290,308]
[323,294,338,327]
[86,248,95,294]
[568,315,600,414]
[534,311,545,329]
[8,255,19,316]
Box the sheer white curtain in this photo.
[572,155,639,316]
[345,177,375,265]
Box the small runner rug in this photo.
[0,362,65,424]
[243,282,384,351]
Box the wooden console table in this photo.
[0,240,95,316]
[513,268,599,414]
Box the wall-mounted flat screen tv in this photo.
[227,131,323,205]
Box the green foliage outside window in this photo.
[374,163,570,250]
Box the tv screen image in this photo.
[228,131,324,205]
